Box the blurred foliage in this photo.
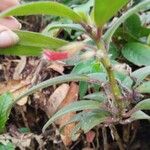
[23,0,89,5]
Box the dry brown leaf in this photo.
[0,79,31,105]
[13,56,27,80]
[0,64,2,70]
[48,62,65,74]
[57,82,79,146]
[82,148,94,150]
[45,84,70,117]
[0,133,43,149]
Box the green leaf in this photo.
[131,66,150,85]
[79,81,88,99]
[72,59,105,99]
[124,14,141,38]
[71,59,95,74]
[0,93,13,133]
[109,43,119,59]
[148,34,150,45]
[136,81,150,93]
[122,13,150,40]
[135,99,150,110]
[0,45,42,56]
[14,74,89,102]
[80,110,109,133]
[14,73,104,108]
[18,127,30,133]
[73,0,93,14]
[122,66,150,88]
[42,23,85,35]
[15,30,68,48]
[0,1,82,23]
[94,0,128,27]
[61,110,110,135]
[104,0,150,44]
[0,142,15,150]
[122,76,133,88]
[123,14,150,38]
[122,42,150,66]
[60,112,86,131]
[83,92,106,102]
[0,30,68,56]
[88,73,107,82]
[130,110,150,121]
[42,100,101,132]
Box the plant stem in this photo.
[96,41,123,116]
[110,125,125,150]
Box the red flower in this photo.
[43,50,68,61]
[43,42,85,61]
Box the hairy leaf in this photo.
[135,99,150,110]
[122,66,150,88]
[80,110,109,133]
[122,42,150,66]
[136,81,150,93]
[131,66,150,85]
[61,110,110,134]
[79,81,88,99]
[83,92,106,102]
[124,14,150,38]
[130,110,150,121]
[42,100,101,132]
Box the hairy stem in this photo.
[96,41,123,116]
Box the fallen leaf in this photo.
[0,79,31,106]
[45,84,70,117]
[82,148,94,150]
[58,82,79,146]
[0,64,2,70]
[0,132,43,149]
[48,62,65,74]
[13,56,27,80]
